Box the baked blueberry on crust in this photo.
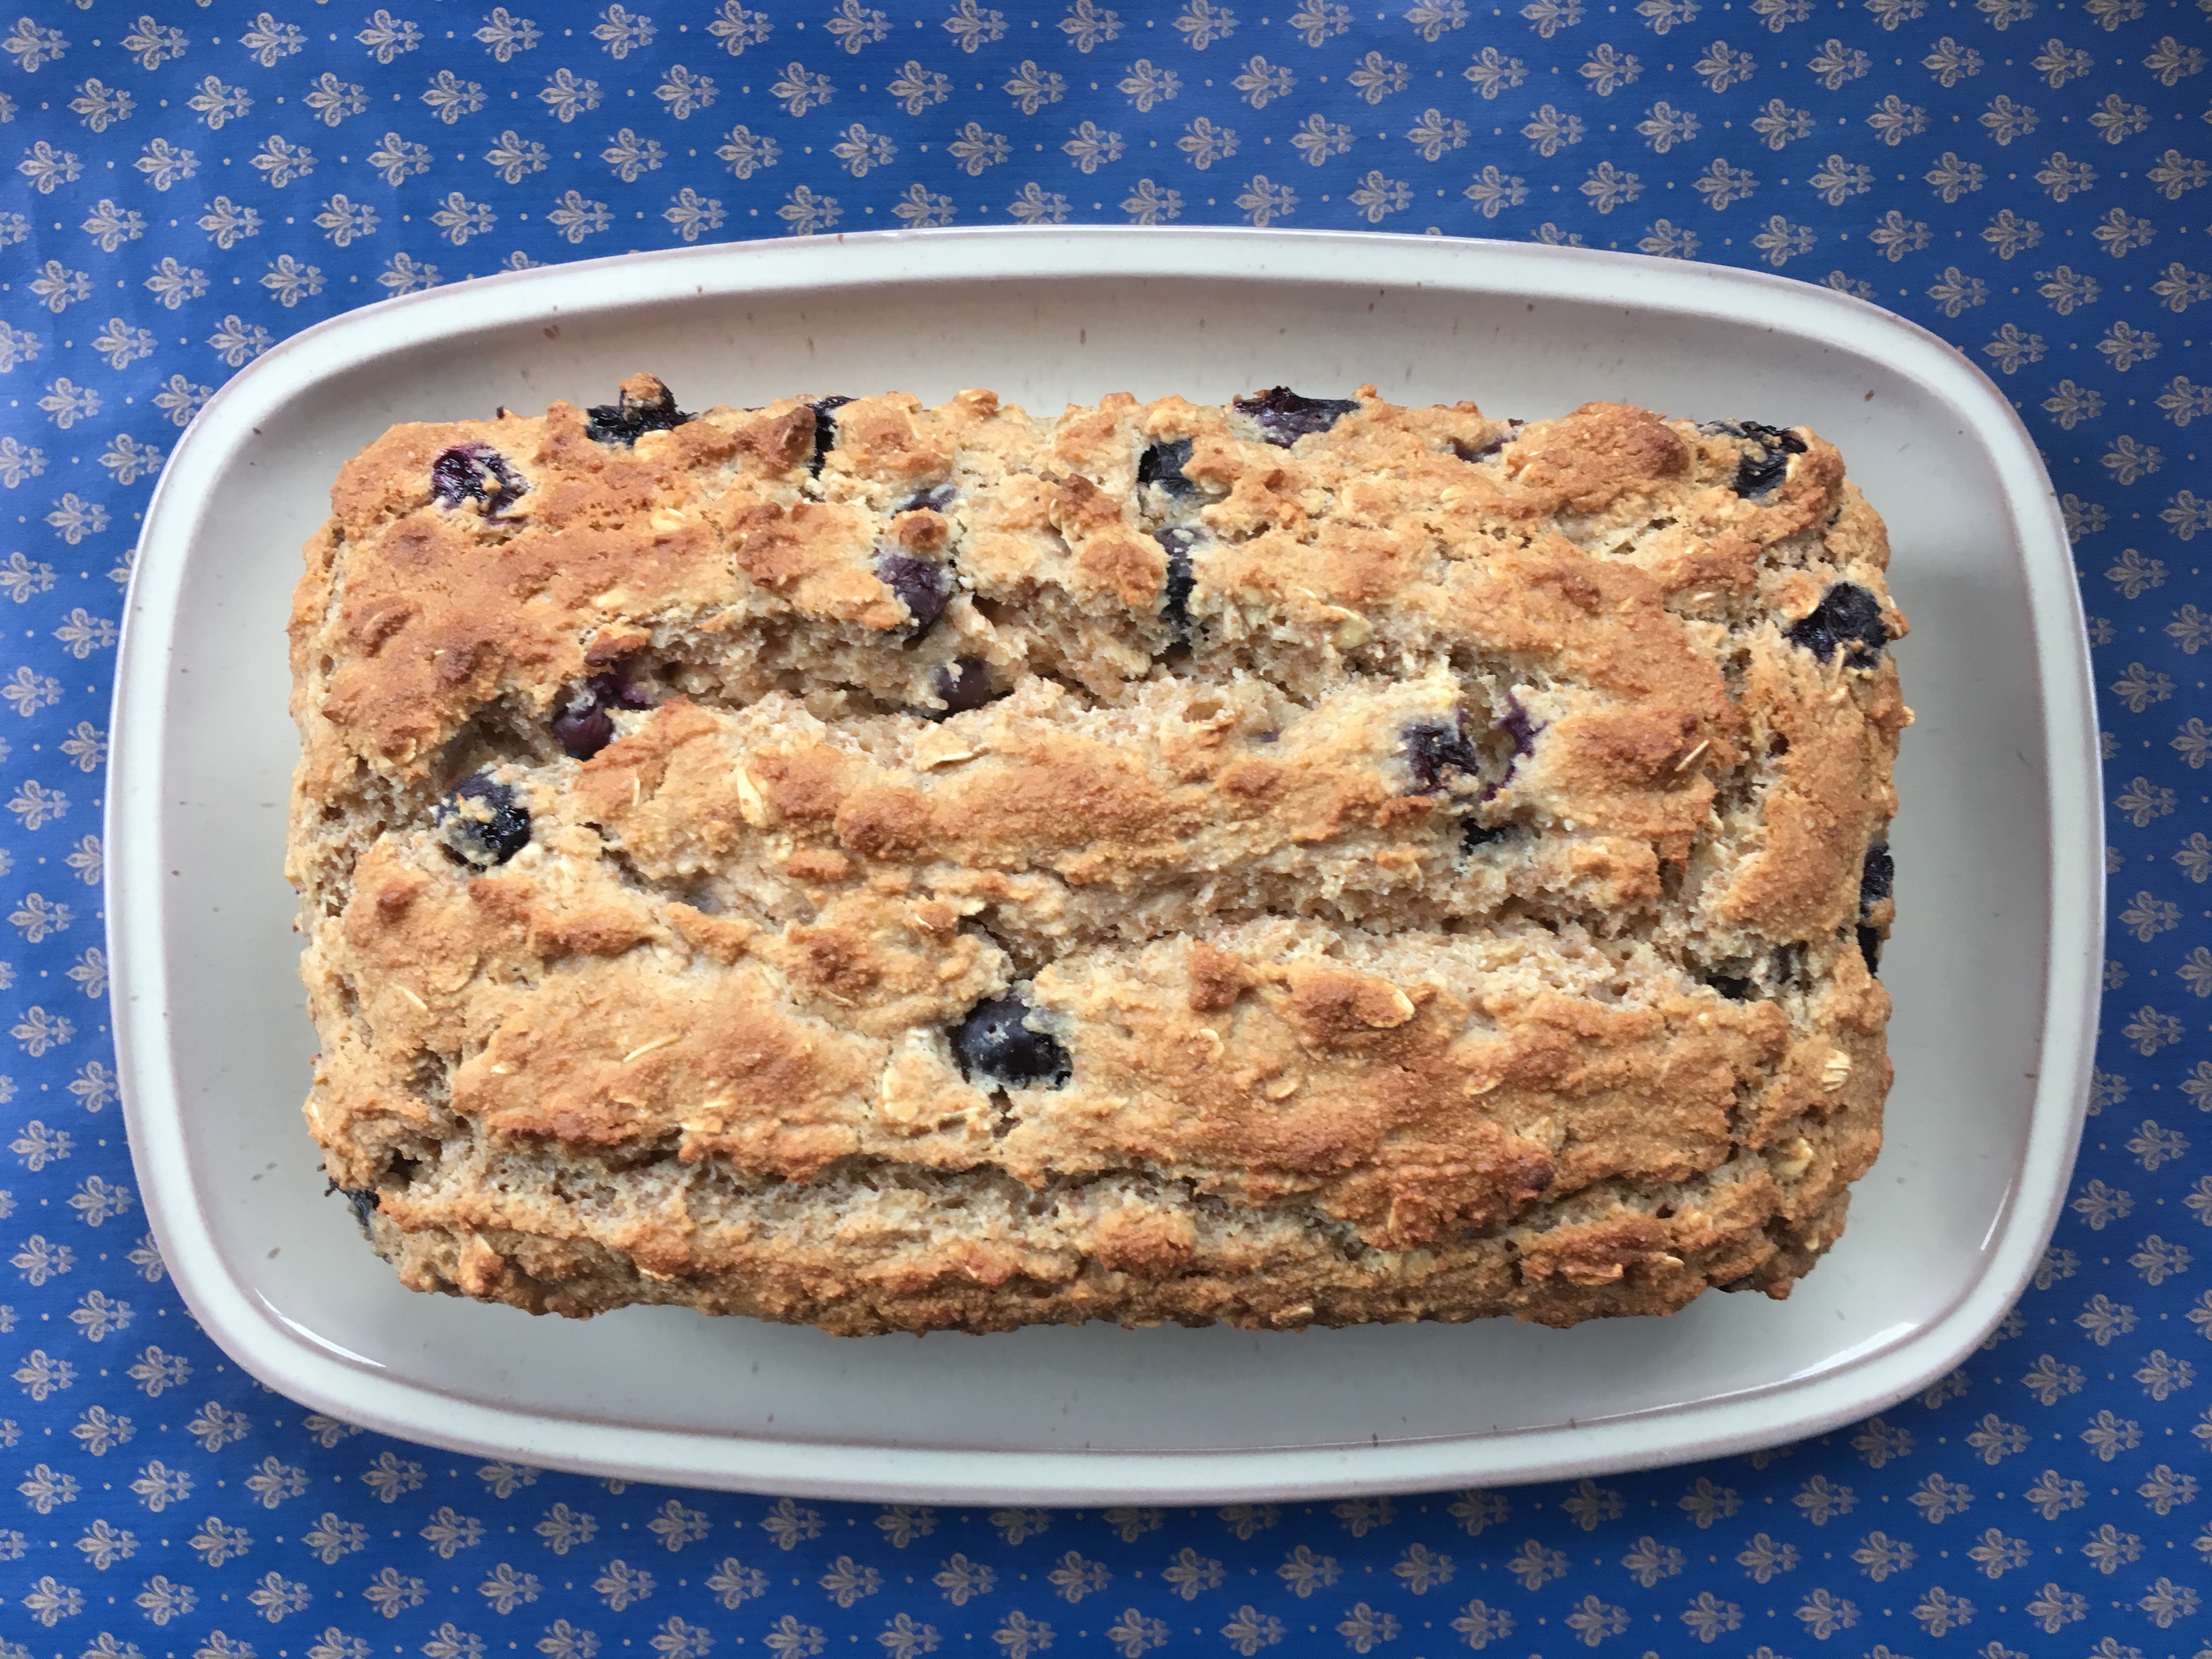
[430,442,528,518]
[953,994,1074,1091]
[1786,582,1891,669]
[584,373,693,447]
[1701,420,1810,500]
[1233,386,1363,446]
[873,551,951,638]
[435,775,530,868]
[287,377,1905,1333]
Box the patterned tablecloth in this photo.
[3,0,2209,1654]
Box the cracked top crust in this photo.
[287,377,1905,1334]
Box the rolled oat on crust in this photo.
[286,376,1906,1334]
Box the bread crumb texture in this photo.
[288,377,1905,1335]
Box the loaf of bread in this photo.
[286,375,1905,1334]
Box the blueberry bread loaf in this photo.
[286,375,1906,1335]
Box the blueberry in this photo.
[550,672,651,760]
[1731,447,1799,498]
[953,994,1072,1089]
[1859,841,1893,913]
[1738,420,1807,452]
[1156,526,1199,635]
[807,396,854,477]
[1461,819,1513,853]
[1444,697,1542,811]
[875,552,950,636]
[1404,720,1481,795]
[325,1178,380,1237]
[592,669,654,711]
[437,775,531,867]
[1232,387,1362,447]
[902,483,959,514]
[1496,693,1539,758]
[1853,840,1893,975]
[933,657,995,715]
[1137,437,1199,496]
[430,443,528,518]
[550,704,615,760]
[1705,420,1808,498]
[584,377,692,446]
[428,448,476,505]
[1784,583,1889,669]
[1451,420,1523,462]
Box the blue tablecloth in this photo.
[4,1,2208,1652]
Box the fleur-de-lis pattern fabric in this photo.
[1,0,2209,1652]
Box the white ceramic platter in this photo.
[111,228,2099,1503]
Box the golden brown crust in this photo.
[288,381,1903,1334]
